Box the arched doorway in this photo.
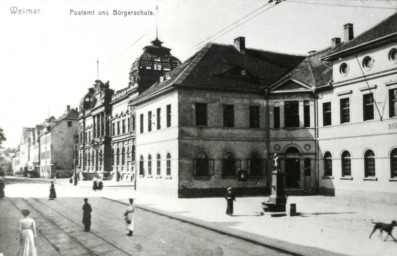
[285,147,300,188]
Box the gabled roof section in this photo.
[131,43,305,104]
[269,47,333,92]
[323,12,397,61]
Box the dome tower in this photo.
[129,37,181,93]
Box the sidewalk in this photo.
[54,178,397,256]
[104,193,396,256]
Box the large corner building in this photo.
[77,13,397,199]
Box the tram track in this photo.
[9,198,133,256]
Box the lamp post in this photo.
[73,130,79,186]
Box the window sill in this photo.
[363,177,377,181]
[340,176,353,180]
[147,175,153,178]
[323,176,334,179]
[249,175,262,179]
[165,176,172,180]
[139,175,144,178]
[389,178,397,182]
[194,176,212,180]
[222,176,237,179]
[155,176,162,179]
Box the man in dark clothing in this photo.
[82,198,92,231]
[225,187,236,216]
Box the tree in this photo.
[0,128,6,148]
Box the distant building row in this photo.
[12,106,79,178]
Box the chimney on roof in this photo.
[308,50,317,55]
[344,23,354,42]
[234,37,245,54]
[66,105,70,113]
[331,37,341,49]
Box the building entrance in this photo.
[285,147,301,188]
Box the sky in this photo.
[0,0,396,148]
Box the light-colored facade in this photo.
[77,37,181,182]
[39,106,79,178]
[318,16,397,200]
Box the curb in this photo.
[103,197,345,256]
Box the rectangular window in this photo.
[223,104,234,127]
[195,103,208,126]
[340,98,350,123]
[148,111,152,132]
[323,102,332,126]
[127,118,130,132]
[389,89,397,118]
[122,120,125,134]
[274,105,280,128]
[140,114,144,133]
[157,108,161,130]
[68,121,72,127]
[285,101,299,128]
[112,123,115,136]
[132,115,136,131]
[249,106,260,128]
[166,104,171,127]
[363,93,374,121]
[304,101,310,127]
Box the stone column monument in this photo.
[262,153,287,212]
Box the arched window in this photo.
[157,154,161,176]
[194,152,209,177]
[166,153,171,176]
[116,148,120,165]
[364,150,375,177]
[148,154,152,175]
[248,152,262,176]
[391,149,397,178]
[324,152,332,176]
[122,148,125,165]
[341,151,351,177]
[99,150,103,167]
[139,156,144,176]
[223,152,236,177]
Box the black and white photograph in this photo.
[0,0,396,255]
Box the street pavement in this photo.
[1,177,397,256]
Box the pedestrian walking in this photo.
[15,209,38,256]
[225,187,236,216]
[0,177,5,199]
[49,181,56,200]
[82,198,92,232]
[124,198,135,236]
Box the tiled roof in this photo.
[131,43,306,103]
[324,12,397,60]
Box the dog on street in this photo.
[369,220,397,242]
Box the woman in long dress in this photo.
[16,209,38,256]
[49,181,56,200]
[124,198,135,236]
